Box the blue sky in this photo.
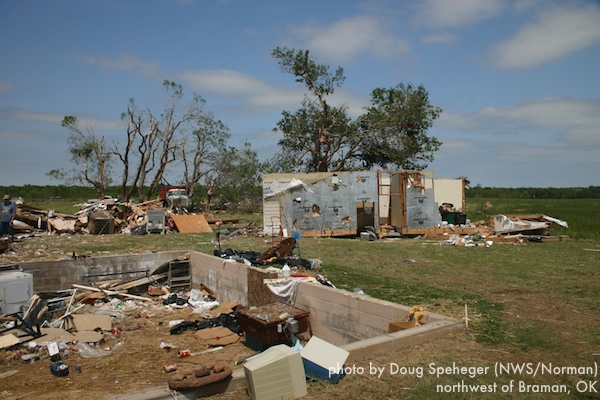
[1,0,599,188]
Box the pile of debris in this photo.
[426,213,570,245]
[11,199,256,238]
[0,254,351,399]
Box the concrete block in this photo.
[342,320,464,363]
[357,296,411,320]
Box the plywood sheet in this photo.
[171,214,212,233]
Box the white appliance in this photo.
[244,344,307,400]
[0,268,33,315]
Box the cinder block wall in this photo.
[294,282,448,346]
[187,251,451,346]
[18,249,455,348]
[188,252,278,306]
[189,252,249,305]
[19,251,188,292]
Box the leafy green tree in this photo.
[359,83,442,170]
[271,47,442,172]
[201,141,265,212]
[60,116,112,198]
[271,47,364,172]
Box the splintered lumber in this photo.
[72,284,120,296]
[110,273,167,291]
[71,284,154,302]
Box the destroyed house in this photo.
[263,170,469,237]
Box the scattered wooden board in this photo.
[171,214,212,233]
[110,273,167,291]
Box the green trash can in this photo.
[442,212,458,224]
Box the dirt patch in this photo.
[0,306,256,399]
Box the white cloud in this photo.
[416,0,506,29]
[11,109,64,124]
[0,81,16,96]
[78,53,164,77]
[290,15,409,63]
[0,129,38,140]
[489,3,600,69]
[6,108,124,131]
[178,69,304,111]
[439,97,600,145]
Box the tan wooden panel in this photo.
[171,214,213,233]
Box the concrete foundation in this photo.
[15,250,463,399]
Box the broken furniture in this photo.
[88,212,114,235]
[256,238,297,263]
[167,259,191,291]
[237,301,311,351]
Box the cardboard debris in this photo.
[73,330,104,343]
[211,301,241,317]
[193,326,240,346]
[200,284,216,300]
[39,328,76,343]
[0,333,20,349]
[147,285,168,296]
[388,321,421,332]
[69,314,112,332]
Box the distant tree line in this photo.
[0,184,263,212]
[3,185,599,208]
[467,186,600,199]
[0,185,102,202]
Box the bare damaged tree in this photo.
[114,80,203,202]
[115,103,142,202]
[180,109,230,202]
[61,116,111,198]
